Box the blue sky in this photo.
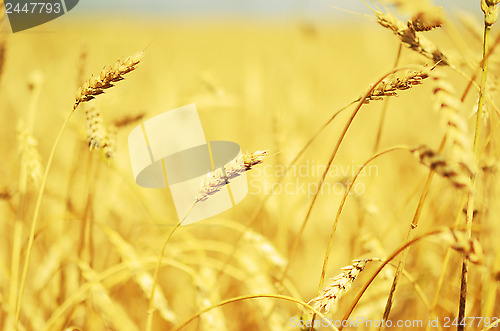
[72,0,480,19]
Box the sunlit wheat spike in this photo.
[17,120,43,189]
[408,9,444,32]
[371,7,448,65]
[308,259,372,313]
[431,72,476,174]
[195,150,267,203]
[85,105,117,159]
[74,51,143,111]
[440,229,484,264]
[364,68,430,103]
[102,126,117,160]
[410,145,472,191]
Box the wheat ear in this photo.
[195,150,267,203]
[371,6,448,65]
[431,72,476,173]
[364,68,430,103]
[410,145,472,191]
[441,229,484,264]
[308,259,372,314]
[74,52,143,111]
[408,9,444,32]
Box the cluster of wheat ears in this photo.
[2,0,500,330]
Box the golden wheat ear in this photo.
[410,145,472,192]
[365,68,430,103]
[440,229,484,264]
[369,5,448,65]
[195,150,267,203]
[308,259,372,314]
[74,52,143,111]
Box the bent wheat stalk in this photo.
[339,228,479,331]
[146,150,267,331]
[279,65,432,287]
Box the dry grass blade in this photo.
[74,52,143,110]
[410,145,472,191]
[195,150,267,203]
[308,259,372,314]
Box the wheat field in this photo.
[1,1,500,330]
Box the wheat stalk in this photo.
[195,150,267,203]
[15,52,144,330]
[308,259,372,314]
[74,52,143,111]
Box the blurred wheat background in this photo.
[1,0,500,330]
